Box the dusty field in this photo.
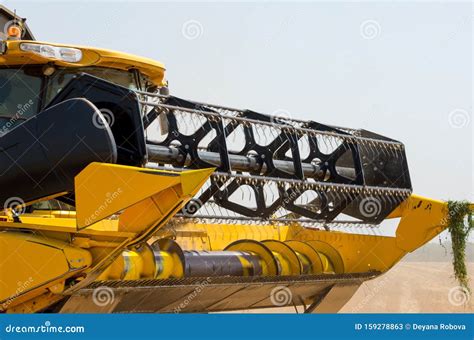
[341,262,473,313]
[234,262,473,313]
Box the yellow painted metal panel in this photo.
[1,40,166,86]
[0,233,91,306]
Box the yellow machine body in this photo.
[0,187,454,312]
[0,40,166,86]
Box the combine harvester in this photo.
[0,6,470,313]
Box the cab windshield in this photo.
[0,68,42,120]
[0,66,149,135]
[45,67,146,105]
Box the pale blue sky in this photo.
[3,1,473,236]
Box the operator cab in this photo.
[0,6,166,139]
[0,65,152,135]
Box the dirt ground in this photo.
[341,261,473,313]
[233,262,473,313]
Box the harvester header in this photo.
[0,5,468,314]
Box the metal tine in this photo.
[387,143,395,158]
[254,124,264,146]
[264,125,270,146]
[329,136,337,154]
[272,124,279,144]
[368,140,376,157]
[382,141,390,159]
[334,190,342,207]
[324,136,332,154]
[176,214,382,231]
[262,125,269,146]
[382,142,391,159]
[384,194,394,213]
[272,125,279,145]
[321,135,329,155]
[397,146,403,160]
[247,185,253,205]
[387,191,397,208]
[210,202,218,217]
[377,141,387,157]
[360,139,369,158]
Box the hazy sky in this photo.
[3,1,473,239]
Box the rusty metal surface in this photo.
[60,272,378,313]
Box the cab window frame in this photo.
[0,65,45,120]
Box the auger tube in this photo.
[147,144,357,179]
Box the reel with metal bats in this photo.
[141,92,412,225]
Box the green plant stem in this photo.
[447,201,473,293]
